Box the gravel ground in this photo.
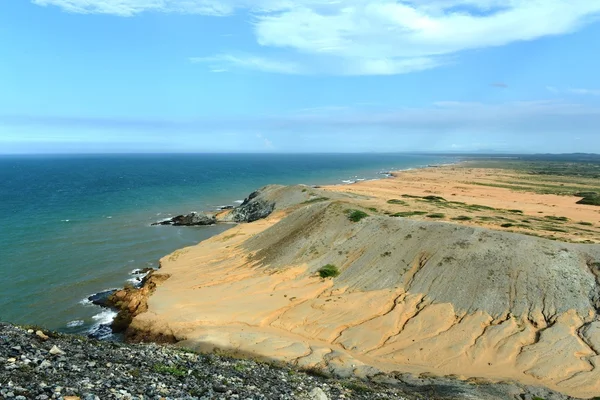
[0,322,577,400]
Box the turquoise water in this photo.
[0,153,454,336]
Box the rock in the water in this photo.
[87,290,117,308]
[152,212,216,226]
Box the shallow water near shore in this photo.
[0,153,454,337]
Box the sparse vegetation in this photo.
[401,194,421,199]
[302,197,330,205]
[544,215,569,222]
[392,211,427,217]
[452,215,472,221]
[422,195,447,202]
[387,199,408,205]
[426,213,445,219]
[578,221,594,226]
[152,364,187,377]
[318,264,340,278]
[500,223,514,228]
[368,207,378,212]
[508,209,523,214]
[345,209,369,222]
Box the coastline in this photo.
[83,159,456,340]
[102,163,600,398]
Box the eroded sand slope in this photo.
[130,179,600,399]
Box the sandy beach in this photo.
[122,164,600,399]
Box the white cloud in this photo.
[190,54,303,74]
[569,88,600,96]
[28,0,600,75]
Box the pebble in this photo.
[49,345,65,355]
[36,331,49,341]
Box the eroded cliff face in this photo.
[126,185,600,399]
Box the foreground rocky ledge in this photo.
[0,322,576,400]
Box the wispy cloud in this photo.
[190,54,303,74]
[569,88,600,96]
[31,0,600,75]
[546,86,600,96]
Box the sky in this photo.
[1,0,600,154]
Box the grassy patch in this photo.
[152,364,187,377]
[544,215,569,222]
[343,382,373,394]
[452,215,472,221]
[368,207,378,212]
[318,264,340,278]
[507,209,523,214]
[401,194,422,199]
[463,204,496,211]
[387,199,408,205]
[302,197,330,205]
[392,211,428,217]
[345,209,369,222]
[422,195,447,202]
[426,213,445,219]
[578,221,594,226]
[500,223,514,228]
[542,226,568,233]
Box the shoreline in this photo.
[83,160,457,340]
[101,163,600,398]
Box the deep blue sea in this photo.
[0,153,455,337]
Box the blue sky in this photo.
[1,0,600,153]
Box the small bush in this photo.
[401,194,421,199]
[578,221,594,226]
[368,207,378,212]
[545,215,569,222]
[452,215,472,221]
[392,211,427,217]
[508,209,523,214]
[318,264,340,278]
[426,213,445,219]
[346,209,369,222]
[500,223,514,228]
[153,364,187,377]
[422,195,446,202]
[387,199,408,205]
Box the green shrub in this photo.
[392,211,427,217]
[452,215,472,221]
[387,199,408,205]
[318,264,340,278]
[153,364,187,377]
[368,207,378,212]
[544,215,569,222]
[508,209,523,214]
[426,213,445,219]
[346,209,369,222]
[422,195,446,202]
[500,223,514,228]
[401,194,421,198]
[578,221,594,226]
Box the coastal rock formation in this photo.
[152,211,216,226]
[228,188,276,222]
[129,181,600,398]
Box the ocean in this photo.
[0,153,455,338]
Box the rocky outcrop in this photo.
[104,271,170,334]
[152,211,216,226]
[229,195,275,223]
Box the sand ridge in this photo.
[128,166,600,399]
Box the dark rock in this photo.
[229,189,275,223]
[87,290,117,308]
[218,205,234,210]
[152,212,217,226]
